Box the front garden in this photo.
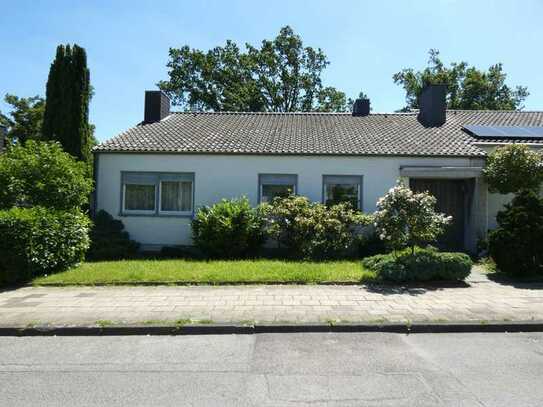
[1,142,542,287]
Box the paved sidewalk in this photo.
[1,271,542,327]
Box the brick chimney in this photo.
[418,84,446,127]
[352,98,370,116]
[144,91,170,124]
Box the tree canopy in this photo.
[158,26,351,112]
[42,44,92,162]
[393,49,529,111]
[0,94,45,144]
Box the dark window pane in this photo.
[325,184,358,208]
[125,184,155,211]
[261,184,294,203]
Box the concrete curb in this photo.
[1,321,543,336]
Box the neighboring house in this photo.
[93,85,543,252]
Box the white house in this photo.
[93,85,543,252]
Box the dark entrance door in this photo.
[409,179,466,251]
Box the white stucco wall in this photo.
[96,153,483,247]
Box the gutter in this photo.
[473,142,543,148]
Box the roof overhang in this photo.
[400,166,483,179]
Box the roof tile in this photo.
[94,110,543,157]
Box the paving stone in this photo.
[0,279,542,327]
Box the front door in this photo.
[409,179,467,251]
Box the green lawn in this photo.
[32,259,375,286]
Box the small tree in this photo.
[0,140,93,210]
[374,183,451,253]
[483,144,543,195]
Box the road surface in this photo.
[0,332,542,406]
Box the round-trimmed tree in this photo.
[483,144,543,194]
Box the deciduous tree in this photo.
[0,94,45,144]
[159,26,351,112]
[393,49,528,111]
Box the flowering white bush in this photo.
[374,182,451,252]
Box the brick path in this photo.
[1,271,542,327]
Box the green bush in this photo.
[362,247,472,282]
[488,190,543,275]
[0,207,91,284]
[192,197,265,258]
[87,210,139,261]
[261,195,372,259]
[0,140,93,210]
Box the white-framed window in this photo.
[159,180,193,215]
[121,172,194,216]
[259,174,297,203]
[323,175,363,210]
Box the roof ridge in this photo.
[447,109,543,113]
[170,111,417,116]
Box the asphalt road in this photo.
[0,332,542,406]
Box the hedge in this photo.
[0,207,91,284]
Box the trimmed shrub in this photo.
[488,190,543,275]
[362,247,472,282]
[0,141,93,210]
[0,207,91,284]
[261,195,372,259]
[192,197,265,258]
[87,210,139,261]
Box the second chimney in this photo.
[144,90,170,124]
[418,84,446,127]
[352,98,370,116]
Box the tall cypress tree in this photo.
[42,44,91,162]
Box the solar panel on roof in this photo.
[463,125,543,139]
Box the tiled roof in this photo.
[94,110,543,157]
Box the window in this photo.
[323,175,362,209]
[259,174,297,203]
[124,184,156,212]
[160,180,192,214]
[122,172,194,216]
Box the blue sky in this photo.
[1,0,542,142]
